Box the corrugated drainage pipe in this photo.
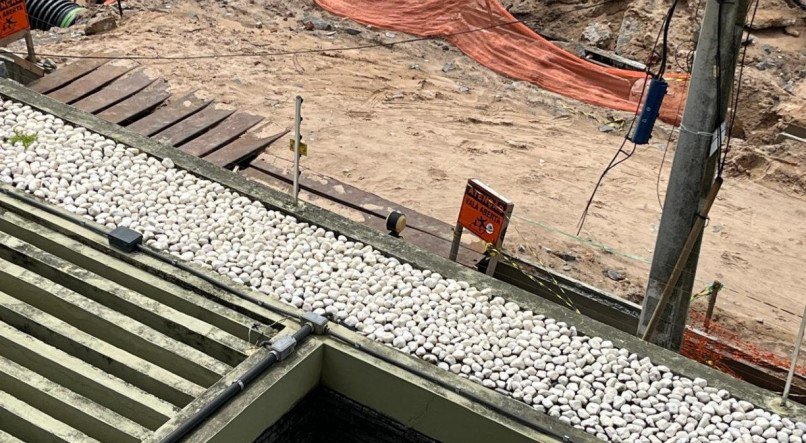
[25,0,86,31]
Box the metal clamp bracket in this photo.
[269,335,297,361]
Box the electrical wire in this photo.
[656,4,706,210]
[575,136,635,236]
[672,41,694,73]
[497,215,581,313]
[714,0,726,178]
[655,132,672,210]
[576,0,681,235]
[721,0,760,173]
[657,0,680,78]
[10,1,618,62]
[671,0,705,76]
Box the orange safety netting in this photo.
[683,310,806,380]
[315,0,687,125]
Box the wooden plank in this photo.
[240,167,482,268]
[202,130,289,168]
[152,106,234,147]
[27,57,109,94]
[361,211,482,268]
[493,258,641,333]
[249,158,462,244]
[47,62,136,104]
[96,79,171,125]
[72,69,156,114]
[179,113,264,157]
[0,49,45,78]
[126,92,211,137]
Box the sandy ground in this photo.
[25,0,805,360]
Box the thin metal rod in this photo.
[292,96,302,206]
[703,280,722,332]
[782,305,806,406]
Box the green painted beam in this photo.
[0,230,250,367]
[0,354,151,442]
[164,341,324,443]
[0,208,275,344]
[0,322,177,430]
[0,429,24,443]
[0,195,285,339]
[320,334,595,443]
[0,258,231,387]
[0,289,203,406]
[0,389,99,443]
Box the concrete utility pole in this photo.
[637,0,750,349]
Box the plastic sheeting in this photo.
[315,0,686,124]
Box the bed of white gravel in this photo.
[0,99,803,442]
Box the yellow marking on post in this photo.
[289,139,308,156]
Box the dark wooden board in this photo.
[27,57,109,94]
[152,106,234,147]
[47,62,136,104]
[96,79,171,124]
[493,258,641,333]
[202,130,289,168]
[240,167,482,268]
[72,69,156,114]
[179,113,264,157]
[127,92,212,137]
[249,158,463,245]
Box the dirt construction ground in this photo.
[22,0,806,363]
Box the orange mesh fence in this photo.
[683,310,806,381]
[315,0,687,124]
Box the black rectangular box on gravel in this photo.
[108,226,143,252]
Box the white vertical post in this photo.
[292,96,303,206]
[782,305,806,406]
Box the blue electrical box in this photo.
[629,78,668,145]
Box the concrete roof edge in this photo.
[1,79,803,421]
[321,324,599,442]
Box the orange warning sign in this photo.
[0,0,29,41]
[456,179,513,245]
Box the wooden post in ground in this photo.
[703,280,722,332]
